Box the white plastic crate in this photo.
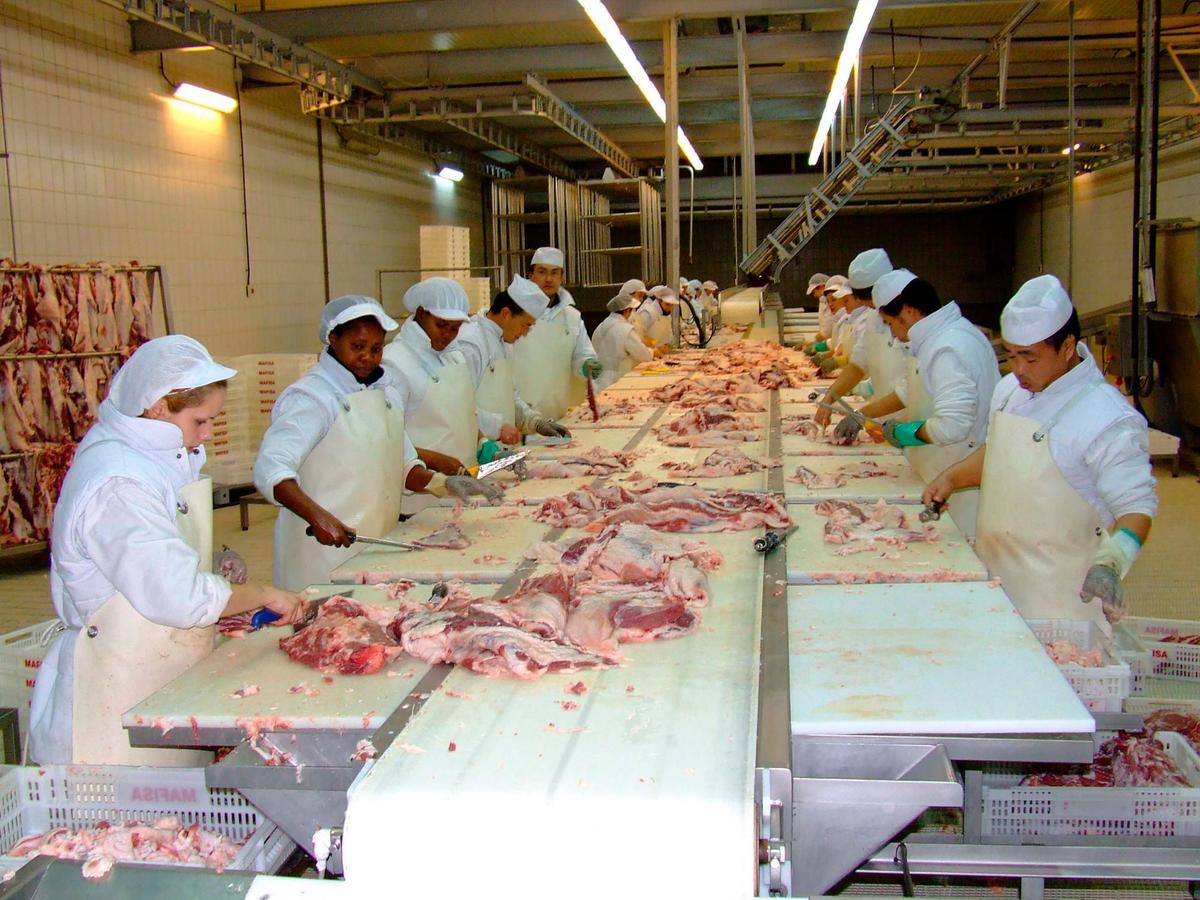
[1124,616,1200,683]
[0,765,294,874]
[0,621,63,747]
[981,732,1200,839]
[1112,622,1154,695]
[420,225,471,270]
[1028,619,1132,713]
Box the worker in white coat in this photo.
[513,246,602,419]
[29,336,307,766]
[592,292,655,389]
[923,275,1156,629]
[634,285,679,348]
[806,275,848,354]
[256,296,498,592]
[619,278,648,305]
[833,269,1000,537]
[807,273,832,338]
[449,274,571,449]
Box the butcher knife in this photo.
[816,400,885,443]
[464,451,528,480]
[304,526,421,551]
[250,593,336,632]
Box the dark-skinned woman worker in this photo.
[254,296,493,592]
[30,336,307,766]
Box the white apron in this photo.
[275,390,407,591]
[476,356,517,430]
[863,329,908,398]
[514,316,576,420]
[903,358,980,538]
[405,360,478,469]
[71,476,215,766]
[649,306,674,347]
[974,387,1108,631]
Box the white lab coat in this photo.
[382,318,470,419]
[450,311,535,434]
[28,402,232,764]
[836,305,870,355]
[905,301,1000,447]
[817,296,834,338]
[987,344,1158,528]
[254,350,422,503]
[592,311,653,390]
[540,289,597,376]
[633,300,673,347]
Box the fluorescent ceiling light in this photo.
[173,82,237,114]
[436,165,465,182]
[1061,143,1081,155]
[807,0,880,166]
[577,0,703,171]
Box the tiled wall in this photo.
[0,0,484,355]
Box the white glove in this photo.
[531,416,571,439]
[1079,529,1141,623]
[445,475,504,505]
[214,545,248,584]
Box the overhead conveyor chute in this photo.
[739,97,919,283]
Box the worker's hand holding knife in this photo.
[307,509,355,548]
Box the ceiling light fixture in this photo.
[1061,143,1082,155]
[435,165,465,182]
[576,0,703,171]
[807,0,879,166]
[173,82,238,114]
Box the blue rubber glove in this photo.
[477,439,501,465]
[882,420,928,449]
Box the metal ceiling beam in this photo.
[100,0,382,100]
[522,74,637,176]
[328,121,515,179]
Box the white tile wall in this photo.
[0,0,484,354]
[1013,140,1200,314]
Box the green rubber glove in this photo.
[812,341,829,353]
[477,439,501,464]
[882,420,928,449]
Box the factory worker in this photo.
[805,275,848,354]
[814,248,907,412]
[807,273,832,338]
[619,278,648,305]
[592,292,655,389]
[257,296,498,592]
[29,336,307,766]
[513,246,602,419]
[449,274,571,449]
[635,285,679,348]
[835,269,1000,537]
[923,275,1156,629]
[687,278,703,301]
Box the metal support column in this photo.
[664,18,681,346]
[736,17,757,253]
[1067,0,1076,291]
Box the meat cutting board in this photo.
[530,426,647,455]
[788,582,1094,735]
[783,455,927,503]
[123,583,493,739]
[779,385,837,404]
[785,501,988,584]
[560,400,658,429]
[329,506,549,584]
[341,530,763,896]
[623,443,774,492]
[781,429,899,457]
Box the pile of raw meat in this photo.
[1020,731,1193,788]
[791,460,893,489]
[1,444,76,547]
[279,522,725,679]
[412,522,470,550]
[673,393,764,412]
[649,376,760,403]
[782,414,875,447]
[1143,709,1200,755]
[656,408,760,447]
[565,397,642,422]
[1159,630,1200,645]
[661,447,780,478]
[8,817,242,880]
[534,483,790,532]
[691,340,818,388]
[524,447,636,479]
[1042,639,1103,667]
[815,498,937,556]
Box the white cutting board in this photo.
[342,531,762,896]
[779,385,836,404]
[624,443,774,492]
[788,582,1094,735]
[779,398,865,420]
[611,369,692,388]
[530,426,646,454]
[781,429,900,457]
[561,400,659,429]
[785,501,988,584]
[783,455,926,503]
[330,506,548,584]
[123,583,490,736]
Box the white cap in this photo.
[608,293,636,314]
[403,277,470,322]
[1001,274,1074,345]
[530,246,564,269]
[620,278,647,296]
[702,280,718,293]
[847,248,893,290]
[506,274,550,318]
[319,294,399,344]
[108,335,237,417]
[649,285,677,304]
[872,268,918,309]
[807,273,829,296]
[687,279,702,291]
[824,274,852,298]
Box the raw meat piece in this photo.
[1143,710,1200,755]
[70,270,96,352]
[88,269,119,351]
[524,447,636,478]
[1,362,36,451]
[8,819,243,871]
[568,396,646,421]
[352,739,377,761]
[0,269,27,354]
[26,268,64,353]
[534,483,790,533]
[790,460,893,489]
[1043,639,1103,667]
[279,596,403,675]
[108,264,135,347]
[661,447,780,478]
[0,456,39,546]
[674,393,765,412]
[814,498,938,555]
[128,266,155,344]
[412,522,470,550]
[656,408,760,447]
[649,375,760,403]
[783,414,875,446]
[1021,731,1192,788]
[1160,631,1200,645]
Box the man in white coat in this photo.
[592,292,655,389]
[620,278,648,305]
[513,246,602,420]
[633,285,679,348]
[449,274,571,453]
[923,275,1157,628]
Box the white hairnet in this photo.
[687,279,702,291]
[824,274,852,298]
[403,277,470,321]
[319,295,399,344]
[530,246,565,269]
[872,268,918,309]
[607,293,636,314]
[1002,274,1074,345]
[807,272,829,295]
[506,274,550,318]
[702,280,718,293]
[649,285,677,303]
[847,248,893,290]
[108,335,237,417]
[620,278,647,297]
